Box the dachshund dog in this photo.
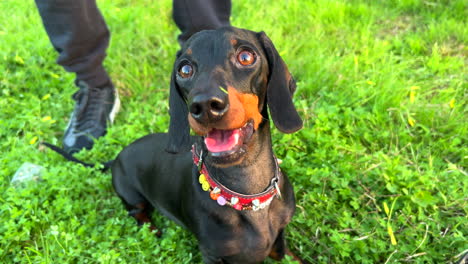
[111,27,305,263]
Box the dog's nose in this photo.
[189,94,229,123]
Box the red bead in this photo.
[233,203,243,211]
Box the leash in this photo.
[41,142,113,171]
[192,144,282,211]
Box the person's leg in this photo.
[172,0,232,45]
[35,0,119,154]
[35,0,111,86]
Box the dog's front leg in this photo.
[269,229,287,261]
[126,202,162,237]
[269,229,309,264]
[200,249,224,264]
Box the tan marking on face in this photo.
[188,86,263,135]
[186,48,192,55]
[188,115,211,135]
[230,38,237,46]
[226,86,263,130]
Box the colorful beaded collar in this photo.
[192,144,282,211]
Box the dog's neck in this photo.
[203,123,277,195]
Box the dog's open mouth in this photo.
[204,121,254,158]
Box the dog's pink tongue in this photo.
[205,129,240,153]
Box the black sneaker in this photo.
[63,80,120,154]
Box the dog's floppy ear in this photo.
[258,32,303,133]
[166,63,191,153]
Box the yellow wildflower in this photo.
[408,117,415,127]
[409,91,416,103]
[409,86,419,103]
[14,54,24,65]
[50,73,60,79]
[449,99,455,109]
[29,136,38,145]
[383,202,390,216]
[387,225,397,245]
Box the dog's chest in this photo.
[196,206,288,262]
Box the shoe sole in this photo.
[109,89,121,124]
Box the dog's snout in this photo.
[190,94,229,123]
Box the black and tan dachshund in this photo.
[112,26,304,263]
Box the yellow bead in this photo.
[199,174,206,184]
[202,182,210,191]
[200,178,208,185]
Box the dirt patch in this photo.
[376,15,416,38]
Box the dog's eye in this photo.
[178,64,193,78]
[237,50,255,66]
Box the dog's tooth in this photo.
[230,197,239,205]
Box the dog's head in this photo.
[166,27,302,165]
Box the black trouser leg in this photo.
[173,0,232,45]
[35,0,111,87]
[35,0,232,86]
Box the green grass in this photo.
[1,0,466,263]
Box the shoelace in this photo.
[72,85,110,132]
